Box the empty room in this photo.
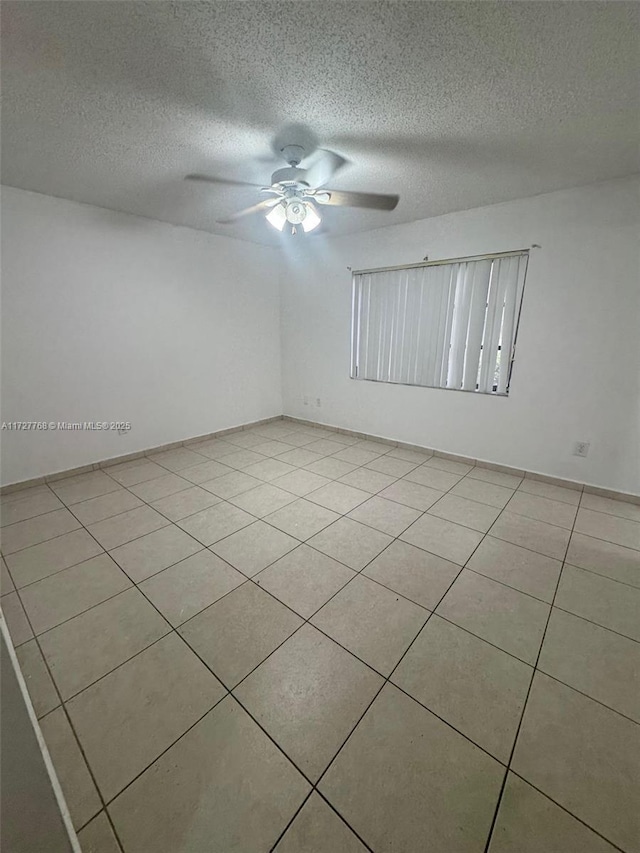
[1,2,639,852]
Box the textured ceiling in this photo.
[2,1,639,247]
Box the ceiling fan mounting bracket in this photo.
[280,144,306,166]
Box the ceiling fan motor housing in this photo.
[271,166,309,187]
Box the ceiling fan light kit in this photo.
[186,136,399,235]
[265,195,322,235]
[300,203,322,232]
[265,203,287,232]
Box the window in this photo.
[350,250,529,395]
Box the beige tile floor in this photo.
[1,420,639,853]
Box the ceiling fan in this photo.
[186,143,399,235]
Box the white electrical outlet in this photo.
[315,397,322,407]
[573,441,590,457]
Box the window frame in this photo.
[349,249,530,397]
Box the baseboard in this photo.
[282,415,640,506]
[2,412,639,506]
[0,415,284,494]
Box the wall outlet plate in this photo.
[573,441,590,457]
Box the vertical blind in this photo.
[350,251,528,395]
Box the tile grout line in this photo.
[280,787,377,853]
[17,438,478,850]
[33,490,239,696]
[506,769,629,853]
[7,441,640,667]
[4,450,638,560]
[1,435,425,545]
[4,425,637,851]
[224,441,636,850]
[9,436,640,704]
[21,491,240,852]
[515,669,639,727]
[264,466,510,849]
[2,446,632,852]
[15,559,630,853]
[145,436,582,528]
[14,537,637,723]
[16,528,638,732]
[5,492,636,574]
[480,482,610,853]
[268,535,483,850]
[11,499,637,610]
[10,577,128,852]
[120,426,640,851]
[43,465,362,827]
[544,602,640,643]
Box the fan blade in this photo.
[186,173,264,188]
[303,150,347,188]
[217,197,280,224]
[315,189,399,211]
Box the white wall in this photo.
[280,177,640,495]
[3,179,638,494]
[1,188,282,484]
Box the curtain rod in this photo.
[348,246,539,276]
